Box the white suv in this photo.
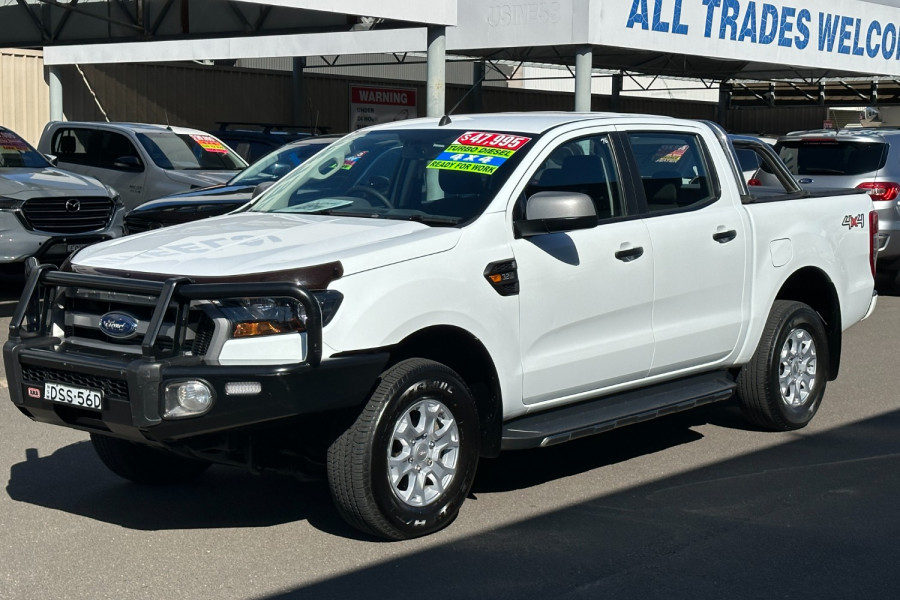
[38,122,247,210]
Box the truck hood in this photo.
[73,212,461,277]
[0,167,109,199]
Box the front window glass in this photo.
[230,139,336,186]
[524,134,625,219]
[776,141,887,176]
[0,129,50,168]
[248,128,537,226]
[137,132,247,171]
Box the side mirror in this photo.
[44,154,58,167]
[514,191,599,238]
[113,155,143,171]
[252,181,275,198]
[270,162,292,177]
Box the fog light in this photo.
[164,380,214,419]
[225,381,262,396]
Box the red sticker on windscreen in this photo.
[190,134,228,154]
[454,131,531,151]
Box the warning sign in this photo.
[349,85,417,131]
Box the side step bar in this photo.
[501,371,736,450]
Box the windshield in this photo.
[776,140,887,176]
[229,138,336,186]
[137,132,247,171]
[247,128,536,225]
[0,129,50,169]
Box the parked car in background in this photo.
[38,122,247,211]
[0,125,123,271]
[208,122,329,163]
[124,134,341,233]
[774,128,900,280]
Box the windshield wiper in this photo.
[402,213,461,226]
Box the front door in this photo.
[514,132,655,405]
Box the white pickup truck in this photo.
[4,113,878,540]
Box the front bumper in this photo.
[3,264,388,444]
[5,339,388,443]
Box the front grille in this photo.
[63,290,211,357]
[21,196,114,233]
[21,365,129,399]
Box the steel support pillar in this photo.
[574,45,592,112]
[426,26,446,118]
[611,72,623,112]
[48,65,63,122]
[292,57,306,128]
[470,60,485,113]
[718,81,731,126]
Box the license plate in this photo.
[40,382,103,411]
[67,243,89,253]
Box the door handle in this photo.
[713,229,737,244]
[615,246,644,262]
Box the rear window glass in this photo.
[776,141,887,176]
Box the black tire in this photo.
[90,434,211,484]
[327,358,480,540]
[736,300,829,431]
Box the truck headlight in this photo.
[217,297,307,338]
[215,291,343,338]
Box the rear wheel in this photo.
[90,434,211,484]
[736,300,829,431]
[327,358,480,540]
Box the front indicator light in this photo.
[164,380,214,419]
[233,318,304,337]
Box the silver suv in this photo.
[0,125,123,270]
[774,128,900,279]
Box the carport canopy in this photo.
[5,0,900,114]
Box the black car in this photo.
[124,135,340,233]
[208,122,329,163]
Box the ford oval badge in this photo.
[98,312,139,339]
[799,178,813,184]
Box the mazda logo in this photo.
[65,199,81,212]
[98,312,140,339]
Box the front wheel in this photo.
[736,300,829,431]
[327,358,480,540]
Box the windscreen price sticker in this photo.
[455,132,531,151]
[0,131,29,151]
[190,134,228,154]
[427,131,531,174]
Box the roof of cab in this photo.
[366,111,683,135]
[47,121,211,136]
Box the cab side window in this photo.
[51,128,94,166]
[526,134,624,220]
[97,131,143,170]
[627,132,716,213]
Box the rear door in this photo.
[622,127,749,375]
